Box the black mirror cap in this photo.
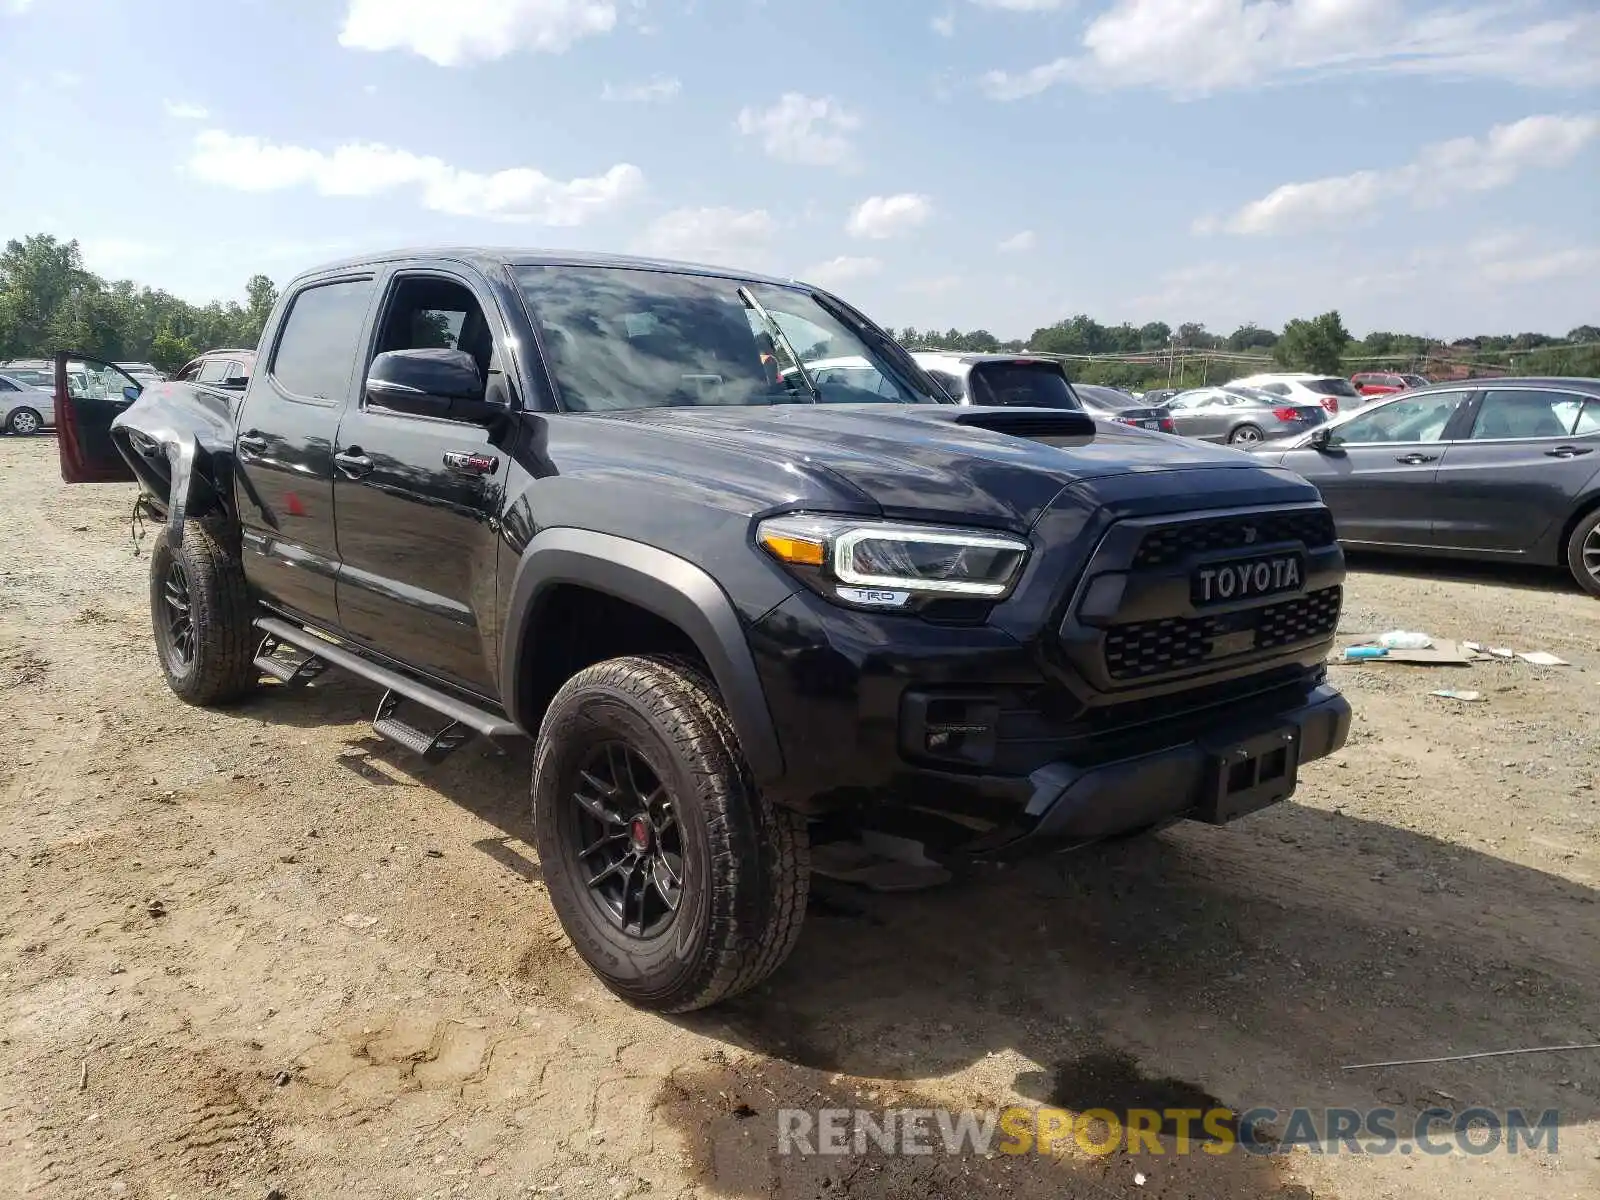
[366,348,502,423]
[1310,425,1335,450]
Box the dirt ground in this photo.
[1,432,1597,1200]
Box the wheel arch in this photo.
[1557,489,1600,568]
[502,529,786,788]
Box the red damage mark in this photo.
[285,492,307,517]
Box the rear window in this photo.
[967,361,1081,409]
[1306,377,1360,397]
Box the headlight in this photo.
[756,514,1030,606]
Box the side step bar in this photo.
[253,616,525,757]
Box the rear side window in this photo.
[1471,389,1591,440]
[968,362,1080,409]
[1574,401,1600,437]
[270,278,376,402]
[1306,377,1360,397]
[196,358,231,384]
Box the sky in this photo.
[2,0,1597,341]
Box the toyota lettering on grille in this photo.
[1193,553,1304,606]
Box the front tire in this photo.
[7,407,43,435]
[532,655,809,1012]
[148,519,261,705]
[1566,508,1600,598]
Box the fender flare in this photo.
[500,528,785,787]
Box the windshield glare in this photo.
[516,265,940,412]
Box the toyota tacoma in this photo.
[56,248,1351,1012]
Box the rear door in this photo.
[233,274,378,627]
[1276,389,1475,547]
[1429,385,1600,553]
[55,353,141,483]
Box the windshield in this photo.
[515,265,941,412]
[1306,377,1360,397]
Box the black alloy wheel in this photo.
[570,741,685,938]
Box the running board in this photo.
[252,616,525,753]
[254,632,330,689]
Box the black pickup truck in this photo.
[57,248,1351,1012]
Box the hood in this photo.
[586,404,1283,530]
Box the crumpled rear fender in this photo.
[111,383,239,548]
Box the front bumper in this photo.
[959,683,1350,859]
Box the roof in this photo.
[1405,375,1600,394]
[297,246,805,289]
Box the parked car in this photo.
[1138,387,1181,407]
[1254,377,1600,596]
[1,358,95,399]
[0,373,55,434]
[116,361,168,384]
[1074,383,1177,434]
[1163,386,1326,446]
[1229,373,1362,415]
[1351,371,1428,398]
[175,349,256,387]
[55,246,1350,1012]
[909,351,1083,408]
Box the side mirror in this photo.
[366,348,500,424]
[1310,426,1337,451]
[122,385,142,403]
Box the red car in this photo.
[1351,371,1428,398]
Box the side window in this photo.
[270,277,377,402]
[196,358,230,384]
[1260,383,1290,396]
[178,361,200,382]
[1470,390,1584,440]
[0,378,17,392]
[1573,401,1600,437]
[1333,391,1470,445]
[372,275,493,392]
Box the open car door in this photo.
[56,351,139,483]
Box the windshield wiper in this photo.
[738,286,818,404]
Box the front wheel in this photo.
[1566,508,1600,598]
[1228,423,1264,446]
[148,519,261,704]
[532,655,809,1012]
[6,407,43,435]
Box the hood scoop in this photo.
[951,409,1096,440]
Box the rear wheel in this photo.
[6,407,42,435]
[1566,508,1600,598]
[532,654,809,1012]
[1228,423,1263,446]
[148,519,261,704]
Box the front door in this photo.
[1166,389,1234,442]
[1430,386,1600,553]
[1276,389,1475,547]
[330,269,508,696]
[233,275,377,628]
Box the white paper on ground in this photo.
[1517,651,1569,666]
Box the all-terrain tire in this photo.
[531,654,809,1012]
[1566,507,1600,598]
[148,517,261,705]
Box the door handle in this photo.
[1395,453,1438,464]
[1545,446,1594,458]
[334,448,374,478]
[236,433,267,455]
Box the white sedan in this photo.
[0,374,55,435]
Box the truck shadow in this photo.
[230,672,1599,1173]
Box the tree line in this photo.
[0,235,277,373]
[2,233,1594,387]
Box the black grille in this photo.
[1132,509,1337,568]
[1104,586,1342,680]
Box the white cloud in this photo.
[736,94,860,168]
[1202,113,1600,235]
[163,100,209,120]
[970,0,1069,9]
[802,256,882,288]
[983,0,1600,99]
[187,130,643,224]
[847,193,933,239]
[4,0,37,14]
[339,0,617,66]
[931,12,955,36]
[632,206,778,267]
[601,76,681,102]
[998,230,1037,253]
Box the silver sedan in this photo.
[0,374,56,435]
[1163,386,1326,446]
